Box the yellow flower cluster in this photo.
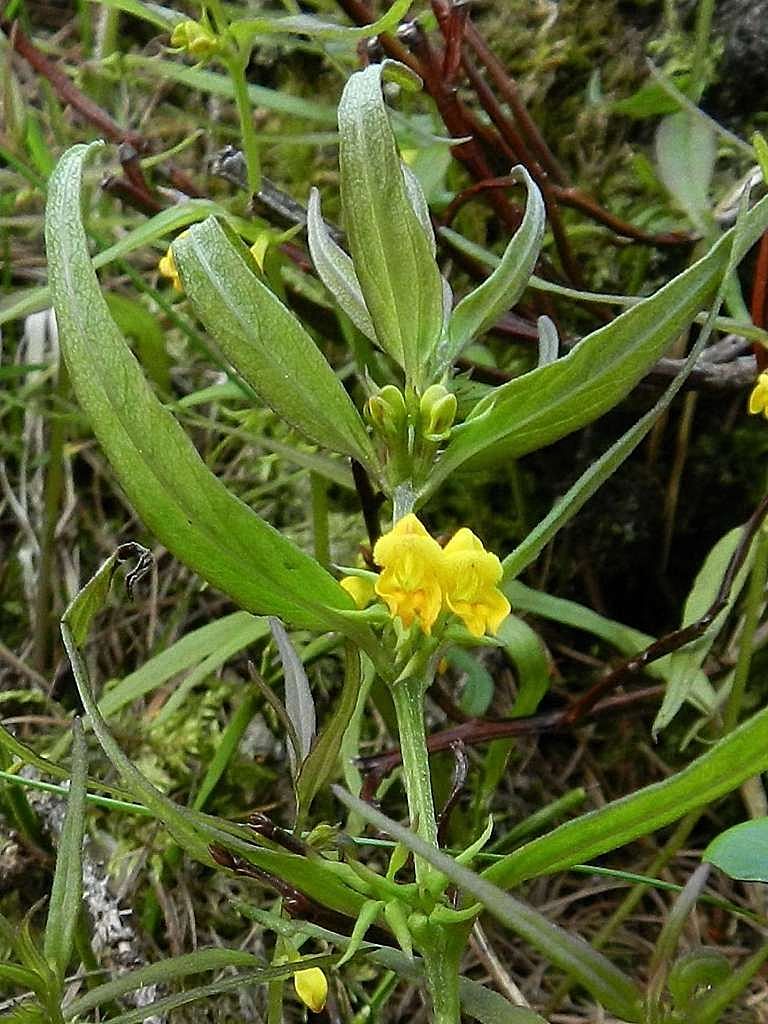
[342,514,510,638]
[749,371,768,418]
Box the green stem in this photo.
[723,523,768,734]
[390,675,438,882]
[689,0,716,102]
[419,927,464,1024]
[228,56,262,194]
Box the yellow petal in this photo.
[442,528,509,636]
[340,575,375,609]
[157,248,182,292]
[372,515,445,633]
[294,967,328,1013]
[748,373,768,415]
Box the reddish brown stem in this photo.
[3,18,148,153]
[552,187,693,247]
[358,686,663,800]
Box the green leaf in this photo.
[704,817,768,881]
[1,197,232,327]
[656,111,715,233]
[42,720,87,983]
[85,0,183,30]
[296,644,362,817]
[231,0,410,49]
[192,691,257,811]
[64,948,264,1017]
[653,525,753,735]
[61,614,367,918]
[236,903,546,1024]
[333,787,642,1022]
[502,581,710,703]
[426,191,768,495]
[307,188,376,340]
[441,166,545,368]
[448,648,495,718]
[482,701,768,890]
[497,615,550,717]
[106,293,172,392]
[338,62,445,384]
[173,218,377,470]
[46,142,361,633]
[270,618,315,776]
[100,613,270,720]
[77,957,338,1024]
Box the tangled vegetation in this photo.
[3,1,768,1021]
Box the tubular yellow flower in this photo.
[373,514,444,634]
[748,371,768,418]
[294,967,328,1013]
[441,528,510,637]
[340,575,375,609]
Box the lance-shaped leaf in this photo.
[230,0,411,49]
[43,718,87,983]
[46,142,360,633]
[59,555,368,919]
[173,217,377,471]
[334,787,643,1022]
[482,699,768,890]
[440,166,545,369]
[425,191,768,497]
[339,62,445,384]
[307,188,376,341]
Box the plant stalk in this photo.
[228,56,262,194]
[390,673,462,1023]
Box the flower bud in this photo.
[419,384,457,441]
[365,385,408,439]
[170,20,220,60]
[294,967,328,1013]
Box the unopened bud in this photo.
[294,967,328,1013]
[419,384,457,441]
[170,20,220,60]
[365,385,408,438]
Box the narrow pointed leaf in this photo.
[482,701,768,890]
[427,192,768,494]
[333,787,642,1022]
[231,0,410,48]
[297,643,362,816]
[46,142,357,633]
[443,166,545,366]
[173,218,377,470]
[43,719,87,982]
[653,525,754,734]
[339,62,444,382]
[307,188,377,340]
[270,618,315,775]
[60,580,366,919]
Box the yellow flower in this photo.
[373,514,444,634]
[340,575,375,609]
[441,528,510,637]
[749,371,768,418]
[158,246,182,292]
[294,966,328,1013]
